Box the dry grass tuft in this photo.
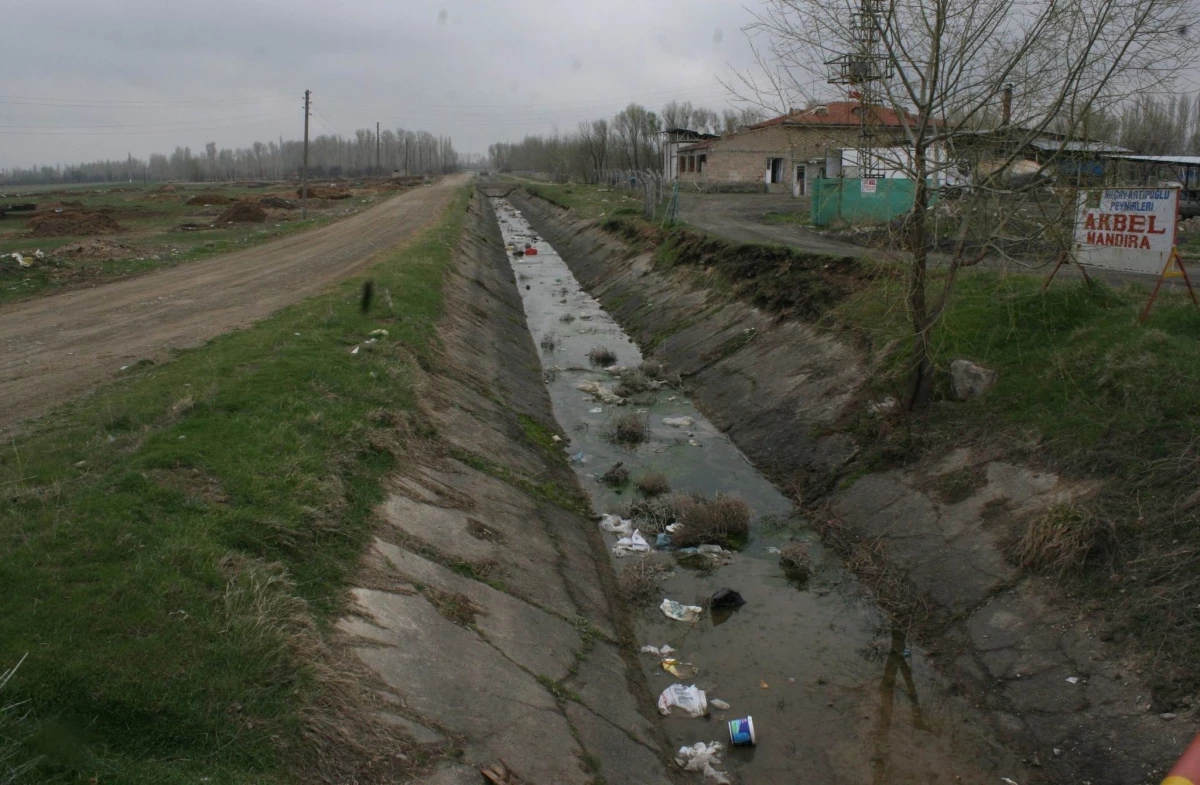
[619,492,689,533]
[1011,501,1113,576]
[423,588,480,627]
[636,471,671,497]
[539,332,560,352]
[673,495,751,548]
[587,346,618,367]
[618,554,673,606]
[604,413,649,446]
[779,541,812,582]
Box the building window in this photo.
[678,156,685,175]
[698,154,707,172]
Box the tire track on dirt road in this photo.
[0,174,468,434]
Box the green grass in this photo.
[522,182,642,222]
[762,209,811,226]
[0,185,472,783]
[0,182,390,304]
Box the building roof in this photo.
[660,128,721,141]
[678,139,716,152]
[1102,153,1200,166]
[748,101,913,130]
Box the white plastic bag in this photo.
[640,644,676,658]
[663,416,695,428]
[660,598,703,622]
[676,741,730,785]
[599,514,633,537]
[612,529,649,557]
[657,684,707,717]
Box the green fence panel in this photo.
[810,177,923,226]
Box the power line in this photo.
[0,94,292,109]
[0,115,293,136]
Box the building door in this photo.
[769,158,785,184]
[795,164,806,195]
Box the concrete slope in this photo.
[0,175,467,434]
[339,193,678,785]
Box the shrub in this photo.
[618,554,673,606]
[540,332,560,352]
[601,462,630,487]
[605,413,649,445]
[673,495,751,549]
[636,471,671,497]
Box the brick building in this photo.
[676,102,915,194]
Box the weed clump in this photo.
[619,554,673,606]
[673,495,751,549]
[614,368,650,398]
[604,413,649,446]
[601,461,630,488]
[1011,502,1113,576]
[639,359,681,387]
[540,332,560,352]
[779,541,812,583]
[559,313,576,323]
[636,471,671,497]
[619,492,689,533]
[587,346,618,367]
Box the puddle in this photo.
[490,198,1024,784]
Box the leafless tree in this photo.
[746,0,1194,408]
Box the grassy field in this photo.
[0,180,397,304]
[526,178,1200,705]
[0,185,471,784]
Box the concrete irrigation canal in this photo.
[489,196,1025,784]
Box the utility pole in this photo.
[404,137,409,177]
[376,121,381,176]
[301,89,311,220]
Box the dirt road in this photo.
[0,175,467,433]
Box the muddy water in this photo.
[490,198,1024,785]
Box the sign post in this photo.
[1063,187,1197,320]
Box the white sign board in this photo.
[861,178,878,194]
[1074,188,1178,275]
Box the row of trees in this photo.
[486,101,765,180]
[0,128,460,186]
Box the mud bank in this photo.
[336,193,677,785]
[511,190,1197,785]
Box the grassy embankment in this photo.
[0,186,471,784]
[526,179,1200,706]
[0,181,393,304]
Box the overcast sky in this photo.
[0,1,775,169]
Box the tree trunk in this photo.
[904,150,936,410]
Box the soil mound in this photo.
[152,184,176,193]
[296,185,352,199]
[53,239,136,261]
[260,196,297,210]
[28,211,124,237]
[186,193,231,206]
[215,203,267,223]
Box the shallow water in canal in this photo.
[491,197,1024,785]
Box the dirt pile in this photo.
[53,239,137,261]
[186,193,231,206]
[28,211,124,237]
[260,196,297,210]
[215,203,267,223]
[152,184,177,194]
[296,185,352,199]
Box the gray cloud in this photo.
[1,0,764,167]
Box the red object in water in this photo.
[525,248,538,255]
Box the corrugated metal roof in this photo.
[1028,139,1130,153]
